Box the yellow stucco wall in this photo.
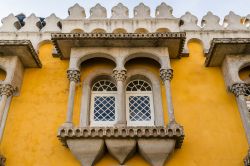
[0,41,248,166]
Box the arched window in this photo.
[90,80,117,126]
[126,80,154,126]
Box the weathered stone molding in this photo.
[0,84,16,97]
[230,83,247,97]
[112,69,127,82]
[58,126,184,147]
[58,125,184,165]
[244,149,250,166]
[67,70,80,83]
[160,68,173,82]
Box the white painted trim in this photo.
[126,92,154,126]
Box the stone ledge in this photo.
[51,32,186,59]
[57,125,184,149]
[0,40,42,68]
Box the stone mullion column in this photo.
[112,68,127,126]
[0,84,15,126]
[160,68,176,123]
[64,69,80,127]
[230,83,250,144]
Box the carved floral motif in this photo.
[67,70,80,82]
[160,68,173,82]
[112,69,127,82]
[0,84,16,97]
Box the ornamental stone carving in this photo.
[111,3,129,19]
[224,11,247,30]
[58,126,184,166]
[244,149,250,166]
[134,3,151,18]
[155,2,175,19]
[0,84,16,97]
[0,14,21,32]
[0,154,5,166]
[112,69,127,82]
[180,12,200,31]
[201,12,223,30]
[67,3,86,20]
[19,14,42,32]
[67,70,80,82]
[41,14,61,32]
[230,83,247,97]
[89,4,107,19]
[160,68,173,82]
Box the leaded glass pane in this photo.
[94,96,115,121]
[129,96,151,121]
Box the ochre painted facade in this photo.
[0,41,247,166]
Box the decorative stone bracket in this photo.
[58,125,184,166]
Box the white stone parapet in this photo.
[1,2,250,54]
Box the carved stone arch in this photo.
[0,66,7,82]
[75,52,117,69]
[80,68,114,127]
[37,40,53,49]
[70,28,84,33]
[134,28,149,33]
[126,70,164,126]
[91,28,106,33]
[123,52,163,68]
[37,40,54,56]
[186,38,205,55]
[112,28,127,33]
[239,62,250,83]
[156,28,171,33]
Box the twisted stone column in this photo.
[230,83,250,144]
[160,68,176,123]
[0,84,15,126]
[112,68,127,126]
[64,69,80,127]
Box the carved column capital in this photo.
[244,148,250,166]
[67,70,80,82]
[0,84,16,97]
[0,154,6,166]
[230,83,247,97]
[112,69,127,82]
[160,68,173,82]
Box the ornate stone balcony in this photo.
[58,124,184,166]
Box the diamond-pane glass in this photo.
[129,96,151,121]
[92,80,117,91]
[94,96,115,121]
[126,80,151,91]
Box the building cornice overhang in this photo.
[0,40,42,68]
[205,38,250,67]
[51,32,186,59]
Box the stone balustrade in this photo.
[0,2,250,54]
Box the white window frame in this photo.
[126,91,155,126]
[90,91,117,127]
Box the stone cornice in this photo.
[205,38,250,67]
[51,32,186,59]
[58,126,184,148]
[0,40,42,68]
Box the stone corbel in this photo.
[58,126,184,166]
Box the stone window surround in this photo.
[205,38,250,166]
[54,32,185,166]
[80,67,164,127]
[67,47,171,127]
[0,40,42,166]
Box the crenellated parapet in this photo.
[0,2,250,54]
